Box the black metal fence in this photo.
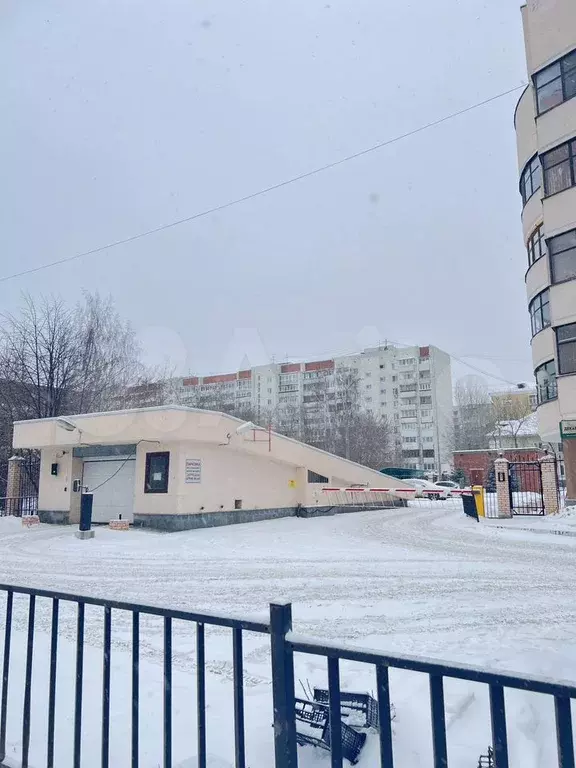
[1,585,576,768]
[0,452,40,518]
[508,460,544,516]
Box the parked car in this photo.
[435,480,471,497]
[405,478,450,500]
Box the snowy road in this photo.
[1,505,576,767]
[3,504,576,659]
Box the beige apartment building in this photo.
[515,0,576,502]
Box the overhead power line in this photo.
[0,83,525,285]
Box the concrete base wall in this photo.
[133,503,398,532]
[38,510,70,525]
[38,502,401,531]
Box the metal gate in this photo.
[508,460,544,516]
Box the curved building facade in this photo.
[515,0,576,502]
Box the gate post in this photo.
[494,456,512,518]
[270,603,297,768]
[540,453,559,515]
[6,456,24,516]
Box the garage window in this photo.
[308,470,329,483]
[145,452,170,493]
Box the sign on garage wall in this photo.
[560,420,576,439]
[185,458,202,483]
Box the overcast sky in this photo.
[1,0,530,388]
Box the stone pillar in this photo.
[6,456,24,516]
[540,453,559,515]
[494,456,512,518]
[563,439,576,507]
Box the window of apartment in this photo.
[423,436,434,443]
[519,154,541,205]
[420,396,432,405]
[421,409,431,418]
[424,462,435,471]
[365,372,372,377]
[380,376,386,382]
[380,401,387,407]
[549,228,576,284]
[542,139,576,196]
[419,371,430,380]
[392,375,397,382]
[403,437,417,443]
[535,360,557,403]
[423,449,435,458]
[401,409,417,418]
[401,373,414,380]
[402,397,417,405]
[526,223,547,268]
[528,289,551,336]
[366,397,372,403]
[379,364,385,369]
[556,323,576,374]
[403,423,418,431]
[144,452,170,494]
[366,384,372,390]
[535,50,576,114]
[380,388,386,395]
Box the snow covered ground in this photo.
[1,505,576,767]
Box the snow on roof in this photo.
[492,411,539,437]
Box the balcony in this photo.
[537,380,558,404]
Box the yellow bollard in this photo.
[472,485,485,517]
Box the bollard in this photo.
[76,493,95,539]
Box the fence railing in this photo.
[0,584,269,768]
[1,585,576,768]
[0,496,38,518]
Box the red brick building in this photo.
[453,448,545,487]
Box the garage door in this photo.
[83,458,136,523]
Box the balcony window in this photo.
[549,228,576,284]
[556,323,576,375]
[535,49,576,114]
[519,155,541,205]
[527,223,546,268]
[528,289,550,336]
[542,139,576,196]
[535,360,557,403]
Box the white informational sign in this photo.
[185,458,202,483]
[561,420,576,439]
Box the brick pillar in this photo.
[540,453,559,515]
[494,456,512,518]
[6,456,24,516]
[563,439,576,507]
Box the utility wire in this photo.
[0,82,525,285]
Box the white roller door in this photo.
[83,458,136,523]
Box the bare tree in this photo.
[0,292,143,420]
[491,393,535,449]
[453,375,495,450]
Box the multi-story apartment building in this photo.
[176,344,453,474]
[515,0,576,503]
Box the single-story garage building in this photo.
[12,406,411,530]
